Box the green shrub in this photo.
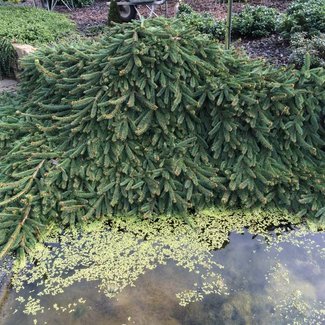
[232,5,280,38]
[0,37,17,78]
[279,0,325,39]
[177,5,225,40]
[0,6,75,45]
[72,0,94,8]
[289,32,325,68]
[177,3,194,15]
[0,18,324,256]
[108,0,122,25]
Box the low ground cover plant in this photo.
[0,6,75,45]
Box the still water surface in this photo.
[1,229,324,325]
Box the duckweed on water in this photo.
[265,262,324,324]
[1,208,324,323]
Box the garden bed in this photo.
[57,0,291,29]
[55,0,294,66]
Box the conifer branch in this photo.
[0,160,45,207]
[0,205,31,259]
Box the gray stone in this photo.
[12,43,37,60]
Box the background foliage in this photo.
[289,32,325,68]
[177,3,225,40]
[232,5,280,38]
[177,3,280,40]
[279,0,325,39]
[68,0,94,8]
[0,6,75,45]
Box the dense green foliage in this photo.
[289,32,325,68]
[279,0,325,39]
[177,3,225,40]
[0,6,75,45]
[0,37,16,78]
[232,5,279,38]
[0,18,324,256]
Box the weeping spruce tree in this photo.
[0,18,324,258]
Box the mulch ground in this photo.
[56,1,109,29]
[236,35,292,66]
[55,0,293,66]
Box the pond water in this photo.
[0,212,324,325]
